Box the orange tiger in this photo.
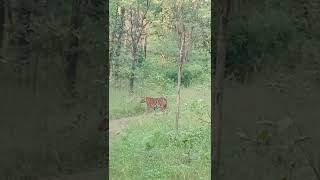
[140,97,167,113]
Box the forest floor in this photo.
[109,114,145,142]
[42,115,142,180]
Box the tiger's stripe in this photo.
[141,97,167,113]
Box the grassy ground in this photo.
[109,84,211,180]
[109,86,145,120]
[110,79,320,180]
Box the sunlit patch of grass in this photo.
[109,87,145,120]
[110,114,211,180]
[110,86,211,180]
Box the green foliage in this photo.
[0,0,107,177]
[190,99,210,123]
[233,117,320,179]
[164,62,209,87]
[223,0,320,83]
[109,0,211,92]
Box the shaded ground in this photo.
[41,169,107,180]
[109,115,144,142]
[41,115,143,180]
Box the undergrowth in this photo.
[109,85,211,180]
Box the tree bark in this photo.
[65,0,81,100]
[212,0,231,179]
[175,62,182,130]
[175,29,186,131]
[113,6,125,87]
[129,44,138,93]
[144,34,147,60]
[174,0,193,131]
[2,0,12,56]
[0,0,4,53]
[32,55,39,95]
[127,1,150,93]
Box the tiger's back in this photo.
[141,96,167,113]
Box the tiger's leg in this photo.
[153,105,157,115]
[161,107,165,115]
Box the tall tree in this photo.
[2,0,13,58]
[212,0,231,179]
[110,4,126,87]
[174,0,196,130]
[127,0,150,93]
[65,0,82,101]
[0,0,4,56]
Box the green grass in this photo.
[109,85,211,180]
[109,86,145,120]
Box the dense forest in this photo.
[1,0,320,179]
[108,0,211,179]
[219,0,320,180]
[0,0,108,179]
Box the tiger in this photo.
[140,97,168,113]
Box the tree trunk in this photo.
[175,30,186,131]
[0,0,4,54]
[98,79,108,131]
[2,0,12,57]
[175,62,182,130]
[175,29,191,131]
[65,0,81,100]
[129,46,137,94]
[127,1,150,94]
[212,0,230,179]
[144,34,147,60]
[109,32,114,81]
[32,55,39,95]
[111,6,125,87]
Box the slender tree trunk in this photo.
[7,1,31,87]
[127,1,150,94]
[144,34,147,60]
[0,0,4,55]
[174,0,193,131]
[175,29,186,131]
[175,29,191,131]
[65,0,81,100]
[2,0,12,57]
[109,33,114,81]
[32,55,39,95]
[109,55,112,81]
[113,7,125,86]
[175,62,182,130]
[212,0,230,179]
[129,46,137,94]
[98,79,108,131]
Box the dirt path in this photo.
[41,115,143,180]
[109,115,144,142]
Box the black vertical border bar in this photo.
[105,0,110,179]
[211,0,216,178]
